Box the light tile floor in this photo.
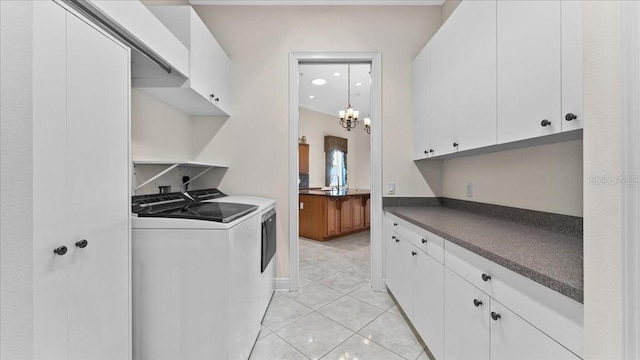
[251,231,429,360]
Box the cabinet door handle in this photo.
[393,236,400,243]
[215,97,220,102]
[393,222,398,226]
[491,312,501,321]
[473,299,483,307]
[411,251,417,256]
[424,150,428,155]
[453,142,459,148]
[482,273,492,282]
[541,119,552,127]
[565,113,577,121]
[421,238,427,244]
[210,93,215,99]
[75,239,88,249]
[53,246,68,256]
[429,149,434,153]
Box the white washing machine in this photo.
[131,189,276,360]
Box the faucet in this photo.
[330,174,340,190]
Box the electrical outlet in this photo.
[388,182,396,194]
[466,182,473,197]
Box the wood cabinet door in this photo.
[412,44,431,160]
[365,198,370,227]
[413,251,445,360]
[452,0,497,152]
[490,301,580,360]
[298,144,309,174]
[339,197,353,233]
[497,0,561,143]
[351,197,364,230]
[326,198,340,237]
[65,11,130,360]
[444,268,490,360]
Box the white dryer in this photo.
[131,189,275,360]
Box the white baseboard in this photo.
[275,278,290,291]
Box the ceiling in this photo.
[190,0,444,5]
[298,63,371,120]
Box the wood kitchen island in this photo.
[299,189,370,241]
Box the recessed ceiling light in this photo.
[333,72,341,77]
[355,82,362,86]
[309,95,315,99]
[311,79,326,85]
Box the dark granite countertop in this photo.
[385,206,583,303]
[299,189,370,197]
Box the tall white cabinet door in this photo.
[453,0,497,151]
[561,0,583,132]
[429,20,455,157]
[444,268,490,360]
[497,0,561,143]
[65,12,130,360]
[412,44,431,160]
[413,252,444,360]
[490,301,580,360]
[32,2,69,359]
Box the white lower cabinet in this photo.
[385,218,444,359]
[385,213,583,360]
[444,268,490,360]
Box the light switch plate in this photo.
[466,182,473,197]
[388,182,396,194]
[300,202,304,210]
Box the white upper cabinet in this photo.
[138,6,232,116]
[497,0,562,143]
[413,0,583,159]
[412,44,431,160]
[452,0,497,152]
[561,0,584,132]
[429,18,455,157]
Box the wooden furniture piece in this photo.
[299,143,309,175]
[299,191,370,241]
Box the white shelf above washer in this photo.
[132,160,228,192]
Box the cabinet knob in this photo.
[541,119,552,127]
[424,150,428,155]
[473,299,483,307]
[453,142,459,148]
[215,97,220,103]
[481,273,492,282]
[491,312,501,321]
[210,93,215,99]
[411,251,417,256]
[393,222,398,226]
[565,113,577,121]
[421,238,427,244]
[429,149,434,153]
[53,246,67,256]
[394,236,400,243]
[75,239,88,249]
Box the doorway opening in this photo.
[288,53,383,293]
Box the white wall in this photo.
[583,2,623,358]
[442,140,584,217]
[184,5,442,277]
[299,107,370,189]
[0,1,34,358]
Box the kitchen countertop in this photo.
[299,189,370,197]
[385,206,583,303]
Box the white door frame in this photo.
[620,3,639,359]
[288,52,384,291]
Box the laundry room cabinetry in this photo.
[137,6,231,116]
[33,2,130,359]
[412,0,583,161]
[384,215,445,360]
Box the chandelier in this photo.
[338,65,359,131]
